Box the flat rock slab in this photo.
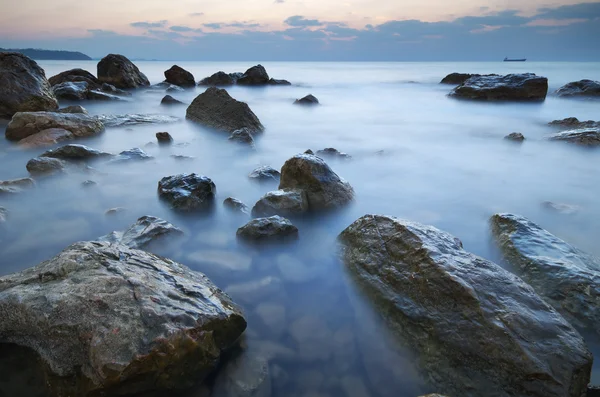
[0,178,35,195]
[555,80,600,97]
[96,113,179,127]
[99,215,183,250]
[0,241,246,396]
[5,111,105,141]
[548,128,600,146]
[449,73,548,101]
[339,214,592,397]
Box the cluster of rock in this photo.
[548,117,600,146]
[198,64,291,87]
[50,68,131,101]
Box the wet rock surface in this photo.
[237,216,299,242]
[161,94,184,105]
[339,214,592,397]
[0,178,35,195]
[56,105,88,114]
[18,128,74,148]
[548,128,600,146]
[229,128,256,146]
[156,131,173,143]
[164,65,195,87]
[555,79,600,97]
[186,87,264,134]
[449,73,548,101]
[49,68,101,89]
[111,148,153,163]
[97,53,150,89]
[491,213,600,336]
[41,144,113,161]
[279,154,354,211]
[0,52,58,118]
[5,111,105,142]
[237,65,270,86]
[294,94,319,105]
[96,113,179,127]
[99,215,183,249]
[268,78,291,86]
[26,157,68,175]
[549,117,600,129]
[0,241,246,396]
[440,73,491,85]
[224,197,250,214]
[249,166,280,182]
[252,190,309,217]
[198,71,238,86]
[316,148,351,159]
[504,132,525,142]
[158,173,216,212]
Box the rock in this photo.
[198,71,237,86]
[236,216,299,243]
[549,117,600,129]
[156,131,173,143]
[249,166,280,182]
[229,128,255,146]
[316,148,351,159]
[161,95,184,105]
[268,78,291,86]
[164,65,195,88]
[555,80,600,97]
[0,241,246,396]
[289,316,333,361]
[224,197,250,214]
[100,83,131,96]
[158,173,216,212]
[294,94,319,105]
[304,149,314,155]
[86,89,125,101]
[96,113,179,127]
[0,52,58,118]
[112,148,153,163]
[166,85,184,93]
[237,65,270,86]
[56,105,88,114]
[81,180,97,187]
[504,132,525,142]
[186,87,264,134]
[440,73,486,85]
[449,73,548,101]
[225,276,284,306]
[41,144,113,160]
[252,190,308,217]
[0,207,6,223]
[52,81,89,100]
[99,215,183,249]
[255,303,286,337]
[49,68,101,89]
[279,154,354,211]
[104,208,125,216]
[548,128,600,146]
[26,157,68,175]
[491,213,600,336]
[171,154,195,161]
[5,111,105,141]
[213,352,271,397]
[187,250,252,272]
[0,178,35,195]
[18,128,74,148]
[542,201,580,215]
[339,214,592,397]
[589,386,600,397]
[97,54,150,89]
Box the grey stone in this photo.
[224,197,250,214]
[99,215,183,250]
[164,65,195,87]
[252,190,308,217]
[18,128,74,148]
[5,111,105,141]
[104,207,126,216]
[41,144,113,160]
[249,166,280,182]
[237,216,299,243]
[96,113,179,127]
[97,54,150,89]
[158,173,216,212]
[161,95,184,105]
[294,94,319,105]
[316,148,351,159]
[555,80,600,97]
[548,128,600,146]
[229,128,256,146]
[504,132,525,141]
[440,73,493,85]
[198,71,237,86]
[237,65,270,86]
[0,178,35,195]
[26,157,68,175]
[449,73,548,101]
[52,81,89,100]
[56,105,88,114]
[111,148,153,163]
[548,117,600,129]
[49,68,101,89]
[156,131,173,143]
[268,78,291,86]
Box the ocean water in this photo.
[0,61,599,396]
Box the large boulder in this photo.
[237,216,298,243]
[555,80,600,97]
[186,87,264,134]
[41,144,113,160]
[164,65,195,87]
[279,154,354,211]
[491,213,600,336]
[5,111,105,141]
[440,73,482,85]
[338,215,592,397]
[158,173,216,212]
[99,215,183,250]
[237,65,269,86]
[449,73,548,101]
[0,241,246,396]
[48,68,101,89]
[252,190,308,217]
[0,52,58,118]
[549,128,600,146]
[97,54,150,89]
[549,117,600,129]
[198,71,237,86]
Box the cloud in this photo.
[275,0,285,3]
[525,18,588,27]
[284,16,323,27]
[130,20,168,29]
[169,25,202,32]
[202,21,261,30]
[189,12,204,17]
[535,2,600,19]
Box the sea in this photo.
[0,61,599,396]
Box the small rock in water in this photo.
[56,105,88,114]
[542,201,580,215]
[237,216,299,243]
[504,132,525,142]
[249,166,280,182]
[112,148,153,163]
[212,351,272,397]
[99,215,183,250]
[304,149,314,155]
[316,148,351,159]
[158,173,216,212]
[198,71,237,86]
[96,113,179,127]
[268,78,292,86]
[97,53,150,89]
[156,131,173,144]
[237,64,270,86]
[170,154,195,161]
[166,85,185,93]
[548,128,600,146]
[81,180,97,187]
[294,94,319,105]
[41,144,113,161]
[548,117,600,129]
[18,128,74,148]
[164,65,195,88]
[229,128,256,146]
[224,197,250,214]
[26,157,67,175]
[555,79,600,97]
[104,207,126,216]
[161,95,184,105]
[449,73,548,101]
[0,178,35,195]
[252,190,309,217]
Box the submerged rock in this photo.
[156,131,173,143]
[248,166,280,182]
[164,65,195,87]
[0,52,58,118]
[491,213,600,336]
[268,78,291,86]
[104,207,126,216]
[161,95,184,105]
[41,144,113,160]
[52,81,89,100]
[99,215,183,249]
[111,148,153,163]
[0,178,35,195]
[548,128,600,146]
[339,215,592,397]
[229,128,255,146]
[294,94,319,105]
[449,73,548,101]
[224,197,250,214]
[213,352,272,397]
[316,148,351,159]
[0,241,246,396]
[504,132,525,142]
[49,68,101,89]
[97,53,149,89]
[279,154,354,211]
[166,85,185,93]
[555,80,600,97]
[186,87,264,134]
[542,201,580,215]
[56,105,88,114]
[198,71,237,86]
[18,128,74,148]
[158,173,216,212]
[252,190,308,217]
[237,65,270,86]
[26,157,68,175]
[5,111,105,141]
[96,113,179,127]
[549,117,600,129]
[237,216,298,242]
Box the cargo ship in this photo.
[503,57,526,62]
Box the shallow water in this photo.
[0,61,599,396]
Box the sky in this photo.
[0,0,599,61]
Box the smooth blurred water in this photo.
[0,61,599,397]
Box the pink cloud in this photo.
[470,25,508,34]
[525,18,588,27]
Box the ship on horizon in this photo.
[504,57,527,62]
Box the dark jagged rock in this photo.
[0,52,58,118]
[0,241,246,396]
[0,178,35,195]
[198,71,237,86]
[449,73,548,101]
[99,215,183,250]
[186,87,264,134]
[228,128,255,146]
[237,215,298,242]
[339,214,592,397]
[49,68,101,89]
[96,113,179,127]
[504,132,525,142]
[440,73,481,85]
[97,54,150,89]
[268,78,291,86]
[316,147,351,159]
[549,128,600,146]
[5,111,105,141]
[223,197,249,214]
[491,213,600,336]
[164,65,195,88]
[41,144,113,160]
[549,117,600,129]
[279,154,354,211]
[248,166,280,182]
[53,81,89,100]
[161,95,184,105]
[156,132,173,144]
[294,94,319,105]
[158,173,216,212]
[237,65,269,86]
[304,149,314,155]
[56,105,88,114]
[100,83,131,96]
[252,190,308,217]
[26,157,68,175]
[555,80,600,97]
[166,85,184,93]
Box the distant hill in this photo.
[0,48,92,60]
